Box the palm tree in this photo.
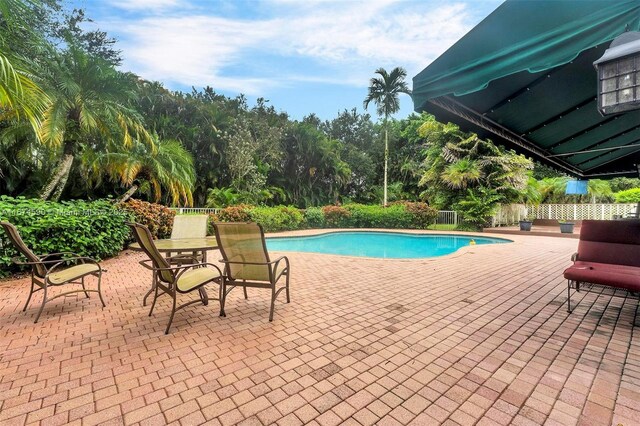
[587,179,613,203]
[38,45,152,201]
[441,159,483,189]
[0,0,50,137]
[0,54,49,131]
[81,135,196,206]
[363,67,411,206]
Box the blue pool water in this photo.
[266,231,511,259]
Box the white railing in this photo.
[171,207,220,215]
[436,210,458,226]
[172,207,460,228]
[492,203,638,226]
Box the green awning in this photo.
[413,0,640,178]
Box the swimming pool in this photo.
[266,231,511,259]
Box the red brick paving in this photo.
[0,229,638,425]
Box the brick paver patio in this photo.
[0,230,638,426]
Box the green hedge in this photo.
[210,202,437,232]
[303,207,325,228]
[249,206,304,232]
[615,188,640,203]
[0,196,132,275]
[343,203,412,228]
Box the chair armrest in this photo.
[571,252,578,262]
[175,262,223,280]
[138,258,195,271]
[40,252,81,260]
[138,259,223,277]
[11,256,91,266]
[271,256,290,271]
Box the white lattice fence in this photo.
[493,203,637,225]
[528,204,637,220]
[492,204,527,226]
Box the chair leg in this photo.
[81,277,90,298]
[149,280,160,316]
[23,279,35,312]
[219,279,227,317]
[269,285,276,322]
[34,283,48,323]
[243,285,248,299]
[567,280,572,313]
[143,270,156,307]
[165,292,177,334]
[285,273,290,303]
[96,272,106,307]
[199,287,209,306]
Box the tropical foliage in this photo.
[615,187,640,203]
[415,116,533,226]
[1,0,639,221]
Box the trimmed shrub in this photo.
[303,207,325,228]
[403,202,438,229]
[343,204,413,228]
[249,206,304,232]
[322,205,351,228]
[216,205,252,222]
[0,196,132,275]
[615,187,640,203]
[120,199,175,239]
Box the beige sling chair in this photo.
[0,221,104,323]
[128,222,223,334]
[169,214,209,264]
[213,222,290,321]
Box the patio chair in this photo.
[128,222,223,334]
[0,221,104,323]
[213,222,290,321]
[169,214,209,264]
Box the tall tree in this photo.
[322,109,378,202]
[38,45,151,201]
[275,123,351,207]
[363,67,411,206]
[417,116,533,209]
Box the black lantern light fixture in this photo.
[594,31,640,116]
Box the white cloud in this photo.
[104,1,477,94]
[107,0,182,11]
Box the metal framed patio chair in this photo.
[169,214,209,264]
[213,222,290,321]
[0,221,105,323]
[128,222,223,334]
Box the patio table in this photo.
[129,237,220,306]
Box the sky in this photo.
[73,0,503,121]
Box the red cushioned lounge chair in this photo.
[564,220,640,313]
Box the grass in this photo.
[427,223,457,231]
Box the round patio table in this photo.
[129,237,220,306]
